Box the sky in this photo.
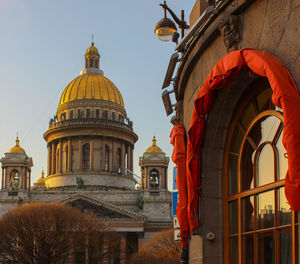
[0,0,196,187]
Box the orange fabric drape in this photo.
[185,49,300,233]
[170,124,190,248]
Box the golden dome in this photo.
[58,42,124,108]
[145,136,162,153]
[85,42,100,57]
[36,170,45,184]
[8,137,26,154]
[59,73,124,107]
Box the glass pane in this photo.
[257,116,281,145]
[229,237,238,264]
[240,103,256,129]
[242,196,254,232]
[258,231,275,264]
[229,154,238,195]
[242,140,255,191]
[257,190,275,229]
[257,144,275,186]
[229,200,238,234]
[279,228,291,264]
[278,187,291,225]
[256,88,272,112]
[276,131,288,181]
[242,234,254,264]
[230,127,244,154]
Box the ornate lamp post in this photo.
[154,1,189,42]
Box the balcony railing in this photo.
[48,117,134,131]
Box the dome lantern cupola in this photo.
[85,41,100,69]
[9,136,26,154]
[145,136,162,153]
[80,41,103,75]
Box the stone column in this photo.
[5,168,9,189]
[146,167,149,188]
[161,167,165,189]
[141,168,144,189]
[78,138,82,170]
[121,142,125,175]
[28,170,31,191]
[109,140,113,172]
[102,138,105,171]
[51,142,56,174]
[67,138,71,172]
[127,145,131,173]
[1,167,4,189]
[112,140,116,173]
[59,139,63,173]
[130,146,133,172]
[47,144,51,176]
[19,166,24,190]
[120,233,127,264]
[24,168,27,190]
[90,137,94,170]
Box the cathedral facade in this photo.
[0,42,172,264]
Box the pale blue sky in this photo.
[0,0,195,185]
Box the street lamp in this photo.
[154,1,189,42]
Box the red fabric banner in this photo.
[185,49,300,233]
[170,124,190,248]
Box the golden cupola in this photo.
[145,136,163,153]
[57,42,124,111]
[9,137,26,154]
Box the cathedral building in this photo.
[0,42,172,264]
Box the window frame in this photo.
[223,83,298,264]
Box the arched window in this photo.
[149,169,159,189]
[105,145,109,172]
[82,143,90,171]
[89,58,93,68]
[9,170,19,190]
[116,148,121,174]
[224,80,297,264]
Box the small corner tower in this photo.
[139,137,169,192]
[0,137,33,191]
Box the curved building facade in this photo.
[44,42,138,190]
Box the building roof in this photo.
[58,42,124,108]
[8,137,26,154]
[145,136,162,153]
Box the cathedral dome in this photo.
[58,74,124,107]
[145,136,162,153]
[58,42,124,108]
[8,137,26,154]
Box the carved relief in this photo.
[219,15,241,52]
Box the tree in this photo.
[130,229,181,264]
[0,202,115,264]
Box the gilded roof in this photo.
[58,73,124,107]
[85,42,99,57]
[36,170,45,184]
[8,137,26,154]
[145,136,162,153]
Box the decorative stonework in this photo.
[218,15,241,52]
